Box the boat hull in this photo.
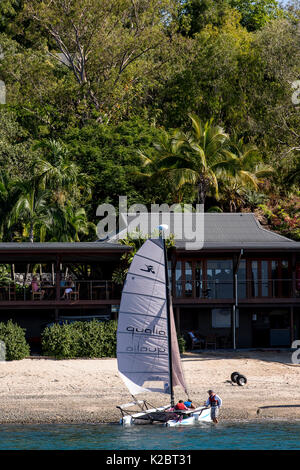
[119,404,212,426]
[166,407,212,426]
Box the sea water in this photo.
[0,421,299,450]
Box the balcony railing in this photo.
[0,280,122,302]
[0,278,298,302]
[174,279,298,299]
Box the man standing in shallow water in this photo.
[205,390,222,423]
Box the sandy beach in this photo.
[0,350,299,424]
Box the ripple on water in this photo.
[0,421,299,450]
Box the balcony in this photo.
[173,279,299,301]
[0,278,298,307]
[0,280,122,305]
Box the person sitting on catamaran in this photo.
[174,400,188,411]
[205,390,222,423]
[184,398,195,409]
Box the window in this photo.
[207,260,233,299]
[237,259,246,299]
[184,261,193,297]
[212,308,239,328]
[249,259,290,298]
[261,260,269,297]
[281,260,290,297]
[271,260,279,297]
[195,261,203,298]
[175,261,182,297]
[251,261,259,297]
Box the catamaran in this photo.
[116,229,211,426]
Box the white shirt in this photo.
[206,394,222,407]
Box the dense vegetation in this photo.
[0,319,30,360]
[0,0,299,241]
[41,320,118,358]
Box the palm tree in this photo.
[49,203,96,242]
[8,181,53,243]
[0,170,15,240]
[284,158,300,187]
[217,137,274,211]
[32,139,91,207]
[139,114,229,206]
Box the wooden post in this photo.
[291,306,294,344]
[55,256,61,301]
[292,254,296,298]
[232,304,236,350]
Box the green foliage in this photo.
[41,320,118,359]
[0,320,30,360]
[243,189,268,210]
[0,264,11,284]
[0,1,298,242]
[112,231,175,285]
[258,198,300,241]
[177,334,186,354]
[230,0,284,31]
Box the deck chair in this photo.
[187,331,203,350]
[69,283,80,300]
[8,284,17,301]
[31,290,44,300]
[205,335,217,349]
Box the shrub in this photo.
[177,334,186,354]
[0,320,30,360]
[41,320,118,359]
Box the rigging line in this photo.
[117,311,166,320]
[145,240,166,336]
[128,272,165,284]
[117,332,168,339]
[134,252,164,266]
[121,291,166,301]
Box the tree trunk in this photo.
[11,264,15,282]
[197,182,206,206]
[23,264,30,287]
[29,223,34,243]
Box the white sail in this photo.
[117,238,187,396]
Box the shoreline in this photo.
[0,351,299,425]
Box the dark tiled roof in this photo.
[107,213,300,251]
[0,242,129,252]
[0,214,298,252]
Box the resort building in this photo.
[0,213,299,350]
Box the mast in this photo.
[159,225,174,407]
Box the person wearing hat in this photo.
[205,390,222,423]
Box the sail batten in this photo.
[117,238,187,397]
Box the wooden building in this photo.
[0,213,299,349]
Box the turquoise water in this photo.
[0,421,299,450]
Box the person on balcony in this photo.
[61,276,75,300]
[31,276,45,299]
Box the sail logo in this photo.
[126,345,166,354]
[126,326,166,336]
[140,265,155,274]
